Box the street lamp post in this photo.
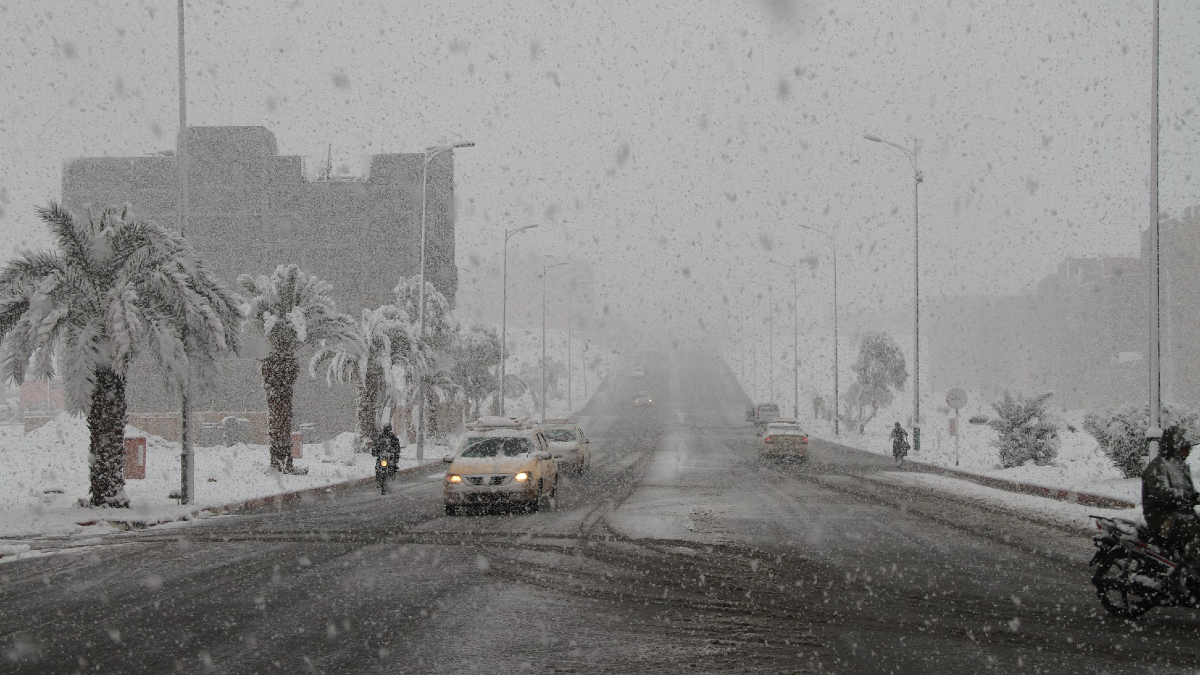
[799,224,840,437]
[176,0,193,504]
[768,285,775,403]
[415,141,474,460]
[752,295,758,402]
[769,261,799,420]
[864,133,923,452]
[1149,0,1163,458]
[569,280,596,414]
[499,225,537,416]
[541,261,567,421]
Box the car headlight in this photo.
[514,472,529,482]
[447,474,462,484]
[380,460,388,466]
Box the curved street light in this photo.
[768,260,800,421]
[415,140,474,460]
[499,225,538,416]
[541,261,568,421]
[864,132,923,452]
[798,224,839,437]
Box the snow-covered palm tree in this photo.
[0,202,241,506]
[309,304,418,444]
[240,265,353,472]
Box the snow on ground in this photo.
[718,349,1160,505]
[0,415,445,539]
[866,471,1141,534]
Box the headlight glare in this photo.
[514,472,529,482]
[447,474,462,484]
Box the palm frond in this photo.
[35,201,93,276]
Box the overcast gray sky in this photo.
[1,0,1197,347]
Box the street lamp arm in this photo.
[506,224,538,241]
[864,133,919,179]
[797,224,832,240]
[425,140,476,164]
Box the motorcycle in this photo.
[375,455,398,494]
[1090,515,1200,618]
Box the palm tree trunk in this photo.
[263,351,299,472]
[357,371,380,439]
[88,369,129,507]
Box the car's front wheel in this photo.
[444,504,459,516]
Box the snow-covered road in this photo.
[2,353,1197,673]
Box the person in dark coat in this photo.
[891,422,909,467]
[372,425,402,466]
[1143,426,1200,569]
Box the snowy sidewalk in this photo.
[0,415,447,542]
[859,471,1140,534]
[810,416,1142,510]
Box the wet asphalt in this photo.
[2,353,1199,674]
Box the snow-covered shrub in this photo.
[847,332,908,433]
[985,391,1060,468]
[1083,404,1200,479]
[967,414,989,425]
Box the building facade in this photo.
[928,207,1200,413]
[60,126,460,439]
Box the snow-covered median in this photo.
[808,413,1144,506]
[0,415,445,539]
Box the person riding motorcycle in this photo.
[1142,425,1200,571]
[372,424,402,466]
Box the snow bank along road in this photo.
[2,354,1198,674]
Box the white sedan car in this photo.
[539,419,591,474]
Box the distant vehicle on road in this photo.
[757,419,809,462]
[749,403,780,425]
[631,366,645,378]
[539,418,591,474]
[442,417,559,515]
[633,391,653,407]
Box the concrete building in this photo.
[927,205,1200,414]
[60,126,460,439]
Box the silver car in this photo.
[539,419,592,474]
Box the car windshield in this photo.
[459,437,533,458]
[542,428,577,442]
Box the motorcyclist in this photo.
[891,422,909,467]
[372,424,402,470]
[1142,425,1200,571]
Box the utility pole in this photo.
[499,225,536,416]
[567,287,573,414]
[768,285,774,402]
[541,262,567,421]
[799,225,840,436]
[752,295,758,402]
[769,261,800,419]
[415,141,473,460]
[1148,0,1162,459]
[864,134,923,452]
[176,0,193,505]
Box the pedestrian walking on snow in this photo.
[891,422,909,467]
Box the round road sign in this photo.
[946,388,968,410]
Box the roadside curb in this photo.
[908,462,1137,510]
[74,461,442,531]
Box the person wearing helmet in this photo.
[1142,425,1200,568]
[372,424,402,466]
